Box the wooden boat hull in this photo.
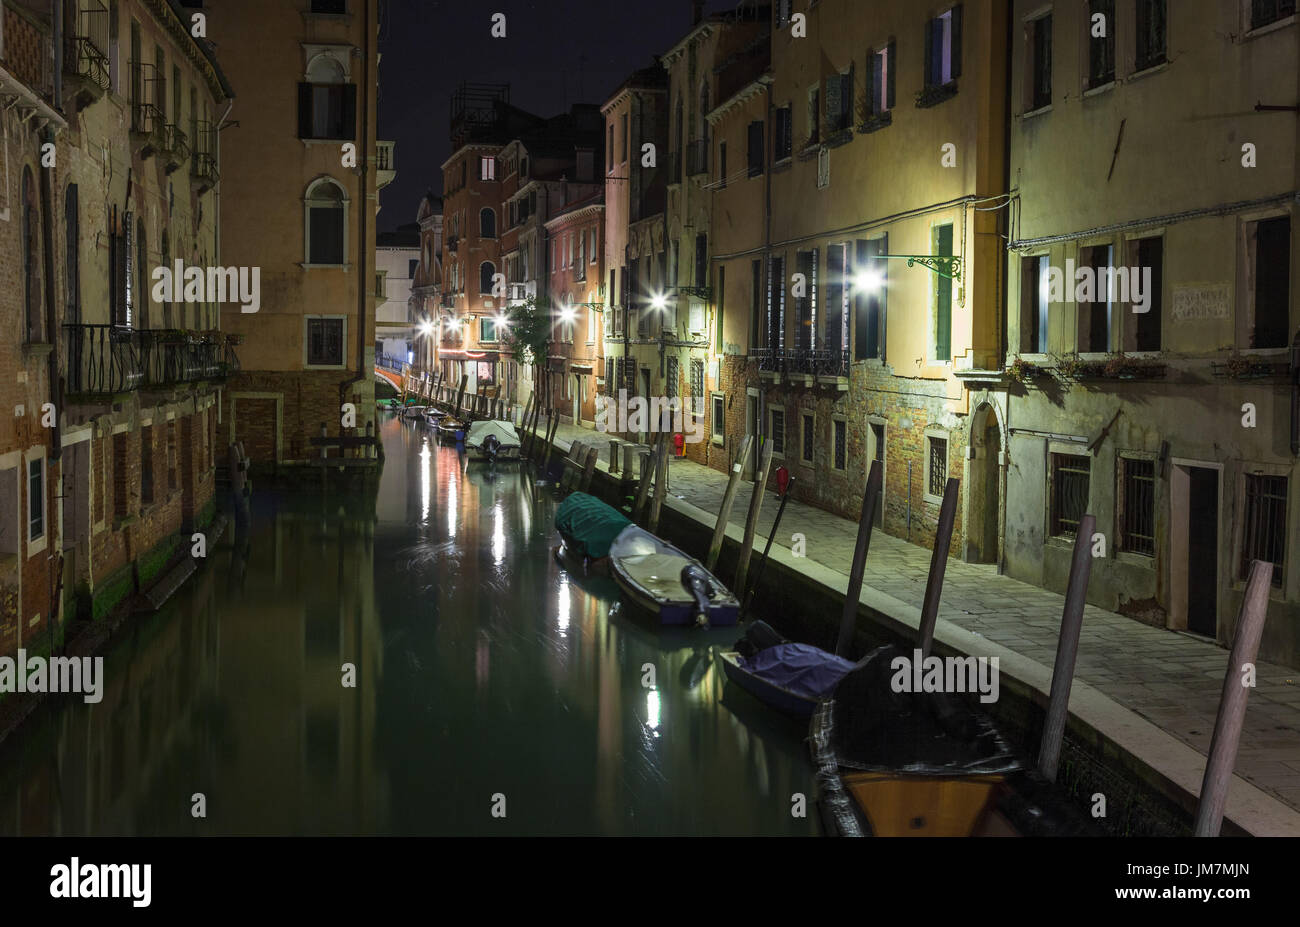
[718,651,818,718]
[468,445,521,462]
[609,526,739,627]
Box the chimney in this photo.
[692,0,704,25]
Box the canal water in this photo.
[0,414,817,836]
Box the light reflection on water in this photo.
[0,414,818,836]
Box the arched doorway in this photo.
[967,402,1003,564]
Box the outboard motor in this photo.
[482,433,501,462]
[680,563,716,628]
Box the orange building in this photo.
[543,193,605,425]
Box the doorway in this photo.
[745,390,759,480]
[966,404,1001,564]
[1170,461,1219,637]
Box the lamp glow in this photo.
[852,269,884,294]
[650,292,668,311]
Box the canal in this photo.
[0,414,817,836]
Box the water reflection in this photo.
[0,414,817,836]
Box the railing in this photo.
[129,62,164,141]
[71,0,110,90]
[750,346,782,373]
[190,120,219,188]
[63,325,238,396]
[815,347,850,378]
[163,123,190,167]
[377,352,405,372]
[686,139,709,176]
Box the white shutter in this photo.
[817,146,830,189]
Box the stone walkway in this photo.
[547,423,1300,832]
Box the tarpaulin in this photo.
[738,643,856,701]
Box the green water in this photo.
[0,414,818,836]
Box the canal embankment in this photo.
[540,424,1300,837]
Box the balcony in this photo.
[162,123,190,174]
[190,120,219,193]
[750,347,850,389]
[68,0,110,108]
[686,139,709,176]
[63,325,239,398]
[129,62,166,157]
[376,140,396,189]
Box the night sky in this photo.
[377,0,741,231]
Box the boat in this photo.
[400,404,427,420]
[465,420,521,462]
[436,416,466,441]
[717,621,856,719]
[555,492,739,626]
[812,643,1098,837]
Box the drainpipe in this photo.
[40,126,61,464]
[339,0,372,422]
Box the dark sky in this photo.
[377,0,742,232]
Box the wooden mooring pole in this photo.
[705,434,753,573]
[834,459,883,657]
[733,440,774,597]
[647,432,669,533]
[917,477,960,658]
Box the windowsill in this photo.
[824,129,853,149]
[23,341,54,356]
[301,263,350,270]
[799,457,814,468]
[1241,14,1295,41]
[1238,346,1289,356]
[711,436,724,447]
[922,493,944,506]
[859,111,893,134]
[26,535,48,559]
[1078,351,1112,361]
[301,137,355,146]
[916,80,959,109]
[1021,103,1052,120]
[1082,80,1116,99]
[305,362,348,370]
[771,157,792,174]
[1114,550,1156,568]
[1128,60,1170,83]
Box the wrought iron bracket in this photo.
[881,254,962,280]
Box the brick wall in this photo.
[224,370,376,465]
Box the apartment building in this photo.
[375,222,419,364]
[543,191,604,425]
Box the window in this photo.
[1021,255,1049,353]
[690,359,704,413]
[1241,473,1287,587]
[854,236,887,360]
[932,224,954,362]
[923,5,963,88]
[747,121,764,177]
[868,42,896,116]
[766,255,786,351]
[306,178,346,264]
[590,229,598,263]
[666,356,679,399]
[1078,244,1113,352]
[718,141,727,188]
[22,167,42,342]
[769,408,786,456]
[136,218,148,328]
[776,0,791,28]
[577,233,586,278]
[773,106,793,161]
[408,258,419,278]
[695,234,708,288]
[825,68,854,136]
[1252,0,1297,29]
[833,419,847,471]
[608,123,615,170]
[1027,13,1052,110]
[825,242,849,355]
[479,156,496,181]
[480,317,498,342]
[141,425,154,505]
[1135,0,1166,71]
[28,459,44,542]
[750,259,763,348]
[712,394,725,443]
[795,249,818,352]
[480,208,495,238]
[1244,216,1290,349]
[801,412,815,464]
[621,112,629,163]
[1118,457,1155,556]
[1123,236,1162,351]
[298,56,355,140]
[927,435,948,498]
[1051,453,1090,538]
[307,317,345,366]
[1088,0,1116,88]
[479,261,495,295]
[806,86,820,145]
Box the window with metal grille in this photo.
[1135,0,1166,72]
[1119,457,1155,556]
[690,360,705,414]
[28,459,44,542]
[666,356,679,399]
[712,394,725,441]
[774,105,793,161]
[1252,0,1296,29]
[834,420,847,471]
[1051,453,1090,538]
[801,412,814,463]
[307,318,344,366]
[1241,474,1287,587]
[770,408,785,456]
[928,436,948,497]
[767,255,786,352]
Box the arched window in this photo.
[479,261,495,295]
[479,207,495,239]
[22,167,42,342]
[305,177,347,265]
[65,184,80,326]
[301,55,354,140]
[136,218,148,329]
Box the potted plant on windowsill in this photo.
[1008,356,1042,384]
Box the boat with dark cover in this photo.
[718,621,856,719]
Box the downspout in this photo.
[215,98,233,429]
[997,0,1014,576]
[340,0,372,416]
[48,0,64,466]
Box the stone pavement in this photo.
[547,422,1300,834]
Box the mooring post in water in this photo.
[1037,512,1096,783]
[1194,559,1272,836]
[917,477,960,658]
[454,375,468,417]
[607,437,622,476]
[580,446,599,493]
[633,446,654,522]
[543,411,560,475]
[519,395,535,455]
[320,422,328,460]
[834,460,884,657]
[706,434,754,572]
[740,474,796,621]
[733,440,774,597]
[648,433,669,532]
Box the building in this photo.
[375,222,419,365]
[661,4,769,465]
[408,192,442,374]
[601,63,669,444]
[543,191,605,425]
[214,0,392,476]
[1000,0,1299,667]
[1,0,232,655]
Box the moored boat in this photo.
[718,621,856,719]
[465,420,521,462]
[436,416,466,441]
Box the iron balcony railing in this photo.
[750,347,849,379]
[64,325,239,396]
[751,346,783,373]
[163,123,190,171]
[71,0,111,90]
[190,120,219,189]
